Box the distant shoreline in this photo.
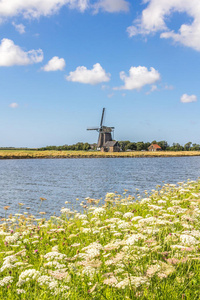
[1,150,200,159]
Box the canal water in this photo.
[0,157,200,218]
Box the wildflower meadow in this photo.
[1,180,200,299]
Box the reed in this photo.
[1,150,200,159]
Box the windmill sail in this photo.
[87,108,114,149]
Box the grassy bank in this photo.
[1,180,200,299]
[1,150,200,159]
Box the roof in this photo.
[104,141,119,147]
[148,143,162,149]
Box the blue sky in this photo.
[0,0,200,147]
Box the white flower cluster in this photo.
[183,230,200,238]
[148,205,163,210]
[92,207,105,216]
[60,208,73,214]
[82,266,96,278]
[157,200,167,204]
[77,214,87,219]
[105,218,120,223]
[5,232,19,244]
[43,251,67,261]
[16,289,26,294]
[180,234,198,246]
[37,275,58,289]
[0,276,13,287]
[138,217,157,226]
[123,212,134,219]
[126,234,146,245]
[0,255,17,272]
[0,231,10,236]
[131,216,143,222]
[117,220,130,229]
[17,269,40,287]
[167,206,187,214]
[52,245,59,252]
[80,242,102,260]
[116,276,148,289]
[140,197,151,204]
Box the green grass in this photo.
[1,180,200,299]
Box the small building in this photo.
[89,143,97,150]
[148,144,162,152]
[101,141,120,152]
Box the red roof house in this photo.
[148,144,162,152]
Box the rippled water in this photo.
[0,157,200,218]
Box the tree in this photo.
[191,143,200,151]
[126,142,137,151]
[118,141,130,151]
[83,143,90,151]
[184,142,192,151]
[136,142,145,151]
[170,143,184,151]
[157,141,169,151]
[144,142,151,150]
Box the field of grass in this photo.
[1,150,200,159]
[1,180,200,299]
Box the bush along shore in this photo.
[1,180,200,299]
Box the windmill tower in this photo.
[87,108,115,149]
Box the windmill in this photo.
[87,108,115,149]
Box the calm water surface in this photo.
[0,157,200,218]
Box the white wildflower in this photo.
[157,200,166,204]
[82,266,96,278]
[123,212,134,219]
[126,234,146,245]
[17,269,40,287]
[92,208,105,216]
[0,276,13,287]
[78,214,87,220]
[16,289,26,294]
[180,234,198,246]
[140,197,151,204]
[131,216,143,222]
[43,252,67,261]
[148,205,163,210]
[5,233,19,244]
[37,275,58,289]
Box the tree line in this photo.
[118,141,200,151]
[1,141,200,151]
[38,141,200,151]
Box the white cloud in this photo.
[12,22,25,34]
[146,84,158,95]
[107,93,114,98]
[93,0,129,13]
[164,84,174,90]
[9,102,18,108]
[0,0,89,20]
[42,56,65,71]
[0,0,128,20]
[180,94,197,103]
[66,63,110,85]
[127,0,200,51]
[0,38,43,66]
[115,66,160,90]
